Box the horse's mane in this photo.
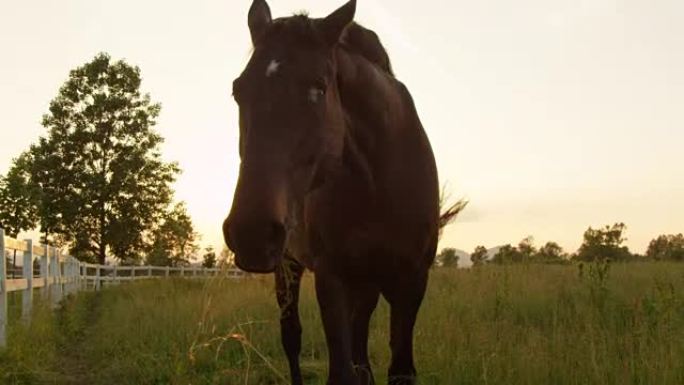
[340,23,394,76]
[271,14,394,77]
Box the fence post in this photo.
[95,265,101,290]
[148,266,152,279]
[64,258,69,289]
[40,245,49,299]
[64,258,71,293]
[50,248,63,307]
[180,265,185,277]
[165,266,170,277]
[84,263,88,289]
[22,239,34,322]
[47,245,53,298]
[0,228,7,348]
[56,249,62,283]
[72,259,77,290]
[113,265,117,284]
[49,246,57,282]
[71,258,77,293]
[79,263,84,290]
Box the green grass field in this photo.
[2,262,684,385]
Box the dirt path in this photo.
[53,292,103,385]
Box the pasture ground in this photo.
[1,262,684,384]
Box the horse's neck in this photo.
[335,48,438,218]
[336,49,413,182]
[336,49,402,126]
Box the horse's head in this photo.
[223,0,356,273]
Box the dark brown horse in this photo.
[223,1,460,384]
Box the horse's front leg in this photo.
[275,256,306,385]
[315,269,358,385]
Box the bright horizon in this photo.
[1,0,682,259]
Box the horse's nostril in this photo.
[226,218,285,273]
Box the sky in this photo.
[1,0,682,261]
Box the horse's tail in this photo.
[438,199,468,236]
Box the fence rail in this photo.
[0,228,242,348]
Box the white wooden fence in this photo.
[0,228,242,348]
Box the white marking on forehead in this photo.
[266,59,280,77]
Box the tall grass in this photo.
[1,262,684,384]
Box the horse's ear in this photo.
[320,0,356,46]
[248,0,272,45]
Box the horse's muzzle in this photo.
[223,218,285,274]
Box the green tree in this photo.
[536,241,566,263]
[0,153,39,238]
[575,223,632,262]
[517,236,536,262]
[31,52,179,263]
[646,234,684,261]
[146,242,171,267]
[470,245,488,266]
[437,248,459,267]
[202,247,217,268]
[491,244,521,264]
[27,138,70,246]
[146,203,198,267]
[219,246,235,268]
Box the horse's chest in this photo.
[285,174,436,273]
[284,186,375,270]
[284,200,313,267]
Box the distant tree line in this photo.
[201,246,237,269]
[0,53,198,266]
[436,222,684,267]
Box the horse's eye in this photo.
[308,87,324,103]
[315,78,327,94]
[308,78,327,103]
